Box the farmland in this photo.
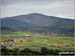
[0,32,74,55]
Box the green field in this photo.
[0,32,74,55]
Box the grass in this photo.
[1,32,74,52]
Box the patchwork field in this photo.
[0,32,74,55]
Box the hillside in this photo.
[0,13,74,28]
[0,13,74,36]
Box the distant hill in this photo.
[0,18,36,28]
[49,24,74,36]
[0,13,74,28]
[0,13,74,36]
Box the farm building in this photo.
[1,42,16,47]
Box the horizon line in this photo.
[0,13,74,19]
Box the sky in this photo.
[0,0,74,19]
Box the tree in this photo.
[41,47,48,55]
[12,48,19,52]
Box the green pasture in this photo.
[1,32,74,52]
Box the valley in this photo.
[1,31,74,55]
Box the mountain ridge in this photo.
[0,13,74,29]
[1,13,74,20]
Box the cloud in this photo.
[0,0,74,19]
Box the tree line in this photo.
[1,45,61,55]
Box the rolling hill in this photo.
[0,13,74,36]
[0,13,74,28]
